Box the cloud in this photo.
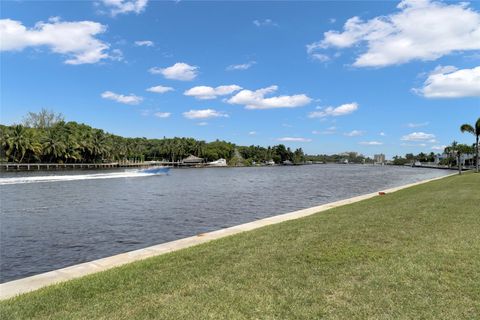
[227,85,311,110]
[431,145,447,151]
[248,131,257,135]
[226,61,256,71]
[101,91,143,105]
[197,122,208,126]
[0,18,114,65]
[401,132,436,142]
[154,112,171,118]
[312,130,335,135]
[401,143,427,147]
[407,121,429,128]
[134,40,154,47]
[146,85,174,93]
[344,130,365,137]
[277,137,312,142]
[184,85,242,100]
[414,66,480,98]
[308,0,480,67]
[359,141,383,145]
[308,102,358,118]
[140,109,151,116]
[149,62,198,81]
[99,0,148,16]
[253,19,278,27]
[182,109,228,119]
[310,53,331,62]
[379,132,386,136]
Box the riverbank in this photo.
[1,172,479,318]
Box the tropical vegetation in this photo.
[0,110,307,165]
[460,117,480,173]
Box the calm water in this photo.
[0,165,451,283]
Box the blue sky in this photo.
[1,0,479,158]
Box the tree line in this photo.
[0,110,307,165]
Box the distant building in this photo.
[374,154,385,164]
[435,153,475,166]
[182,155,204,164]
[434,153,449,164]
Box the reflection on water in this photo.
[0,165,451,282]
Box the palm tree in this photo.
[4,125,41,163]
[41,129,66,163]
[460,117,480,173]
[445,142,474,175]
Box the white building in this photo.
[435,153,475,166]
[374,154,385,164]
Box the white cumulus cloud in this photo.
[253,19,278,27]
[401,132,436,142]
[0,18,113,65]
[308,102,358,118]
[146,85,174,93]
[277,137,312,142]
[414,66,480,98]
[134,40,154,47]
[184,85,242,100]
[407,121,429,128]
[154,112,171,118]
[308,0,480,67]
[226,61,256,71]
[227,85,312,110]
[359,141,383,145]
[149,62,198,81]
[431,145,447,151]
[99,0,148,16]
[101,91,143,105]
[182,109,228,119]
[344,130,365,137]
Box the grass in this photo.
[1,173,479,319]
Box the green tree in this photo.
[445,142,473,175]
[23,108,64,129]
[460,117,480,173]
[41,128,66,163]
[3,125,42,162]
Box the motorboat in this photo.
[140,166,170,174]
[208,158,227,167]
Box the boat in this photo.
[208,158,227,167]
[140,166,170,174]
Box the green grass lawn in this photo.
[1,173,479,319]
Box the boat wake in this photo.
[0,170,168,185]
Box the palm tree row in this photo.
[0,121,304,165]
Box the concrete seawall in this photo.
[0,172,457,300]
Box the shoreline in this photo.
[0,171,457,300]
[0,162,461,173]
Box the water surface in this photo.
[0,165,451,283]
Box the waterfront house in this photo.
[435,153,475,166]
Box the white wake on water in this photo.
[0,171,166,185]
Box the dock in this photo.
[0,161,194,172]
